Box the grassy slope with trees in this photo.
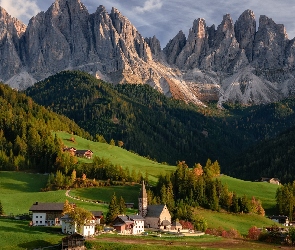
[25,70,295,183]
[24,71,245,168]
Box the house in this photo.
[260,177,280,185]
[29,202,67,226]
[61,233,85,250]
[171,220,183,231]
[269,215,289,226]
[61,214,96,237]
[75,150,94,159]
[113,215,145,235]
[91,211,103,225]
[138,181,172,229]
[63,147,77,156]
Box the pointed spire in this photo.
[139,180,147,199]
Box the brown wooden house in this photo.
[61,233,85,250]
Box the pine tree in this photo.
[0,200,4,215]
[118,196,126,215]
[106,193,119,224]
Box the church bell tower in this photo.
[138,181,148,217]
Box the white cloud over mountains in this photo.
[134,0,163,13]
[0,0,40,21]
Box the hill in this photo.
[25,70,246,168]
[0,83,90,173]
[55,131,176,183]
[228,125,295,183]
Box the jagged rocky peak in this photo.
[253,15,289,69]
[215,14,235,44]
[145,36,161,59]
[163,30,186,65]
[0,6,26,38]
[175,18,209,69]
[234,9,256,61]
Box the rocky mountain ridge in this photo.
[1,0,295,105]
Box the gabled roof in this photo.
[91,211,103,217]
[146,205,166,218]
[172,221,182,227]
[29,202,65,212]
[129,215,144,221]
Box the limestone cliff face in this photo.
[2,0,295,105]
[0,7,25,82]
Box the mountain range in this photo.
[1,0,295,106]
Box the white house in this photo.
[61,214,96,237]
[113,215,145,235]
[29,202,65,226]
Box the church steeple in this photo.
[138,181,148,217]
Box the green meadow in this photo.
[219,175,278,214]
[55,131,176,184]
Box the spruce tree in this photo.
[118,196,126,215]
[0,200,4,215]
[106,193,119,224]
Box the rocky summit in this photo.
[1,0,295,106]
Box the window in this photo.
[36,216,38,218]
[36,221,38,224]
[40,221,42,224]
[40,216,42,218]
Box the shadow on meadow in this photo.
[18,240,60,249]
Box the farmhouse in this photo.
[260,177,280,185]
[113,215,145,235]
[61,214,96,237]
[29,202,67,226]
[63,147,94,159]
[138,181,172,229]
[269,215,289,226]
[90,211,104,225]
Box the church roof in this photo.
[139,181,147,199]
[146,205,166,218]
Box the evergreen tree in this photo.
[0,200,4,215]
[106,193,119,224]
[118,196,126,215]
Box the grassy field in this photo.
[219,175,278,215]
[0,171,109,215]
[71,184,141,207]
[0,218,63,250]
[55,131,176,184]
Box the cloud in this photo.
[134,0,163,13]
[0,0,41,22]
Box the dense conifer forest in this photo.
[19,70,295,183]
[0,83,90,172]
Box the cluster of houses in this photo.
[29,182,182,237]
[63,147,93,159]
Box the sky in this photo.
[0,0,295,46]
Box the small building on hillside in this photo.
[269,215,289,226]
[171,220,183,231]
[61,233,85,250]
[29,202,68,226]
[91,211,103,225]
[113,215,145,235]
[260,177,280,185]
[61,214,96,237]
[138,181,172,229]
[75,150,93,159]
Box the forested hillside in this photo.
[0,83,90,172]
[24,70,295,182]
[25,71,245,167]
[229,126,295,183]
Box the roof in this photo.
[91,211,103,217]
[161,220,171,226]
[76,150,93,154]
[146,205,166,218]
[129,215,144,221]
[139,181,147,199]
[29,202,65,212]
[172,221,182,227]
